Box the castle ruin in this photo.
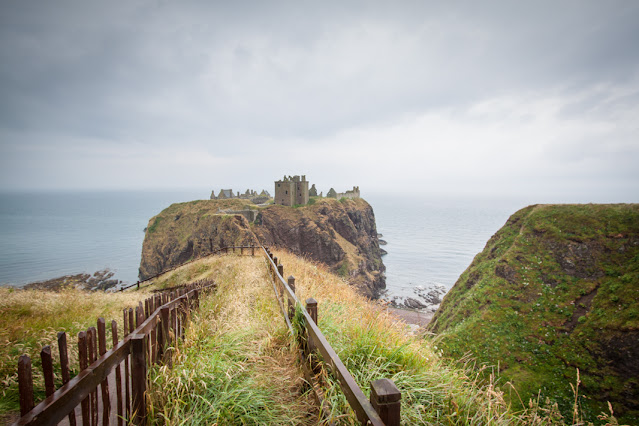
[274,175,309,206]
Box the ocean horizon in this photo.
[0,190,528,301]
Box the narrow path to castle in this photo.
[147,255,318,424]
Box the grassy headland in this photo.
[429,204,639,424]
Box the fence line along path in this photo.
[14,280,215,426]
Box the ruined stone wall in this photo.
[295,180,309,205]
[274,180,295,206]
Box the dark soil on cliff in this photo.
[429,204,639,424]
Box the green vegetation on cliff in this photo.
[139,197,385,298]
[429,204,639,424]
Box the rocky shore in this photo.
[23,269,122,291]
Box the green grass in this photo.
[275,250,548,425]
[0,286,153,417]
[146,255,315,425]
[429,204,639,424]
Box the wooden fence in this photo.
[262,247,401,426]
[120,245,258,291]
[13,280,215,426]
[13,244,401,425]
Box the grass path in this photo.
[147,254,317,425]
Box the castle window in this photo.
[285,190,288,194]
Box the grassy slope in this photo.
[273,250,538,424]
[141,196,384,295]
[146,255,316,425]
[429,204,639,424]
[0,287,153,417]
[5,241,631,424]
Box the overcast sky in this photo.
[1,1,638,201]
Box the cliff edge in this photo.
[139,197,385,297]
[429,204,639,423]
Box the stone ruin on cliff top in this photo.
[209,176,360,207]
[274,175,360,206]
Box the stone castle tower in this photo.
[274,175,309,206]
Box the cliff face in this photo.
[139,197,385,297]
[429,204,639,423]
[254,198,385,297]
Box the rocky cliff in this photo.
[139,197,386,297]
[429,204,639,423]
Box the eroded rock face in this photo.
[138,198,386,297]
[254,198,385,297]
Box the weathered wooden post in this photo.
[111,321,123,426]
[305,298,317,323]
[277,264,284,278]
[288,276,296,319]
[370,379,401,426]
[159,306,170,360]
[18,355,34,416]
[58,331,77,426]
[40,345,55,397]
[305,298,318,355]
[98,318,111,421]
[78,331,90,425]
[273,257,278,281]
[252,246,255,256]
[131,334,147,425]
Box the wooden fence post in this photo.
[18,354,34,416]
[58,331,77,426]
[87,327,98,425]
[124,311,131,421]
[305,298,317,324]
[78,331,90,425]
[98,317,111,423]
[40,345,55,397]
[112,320,123,426]
[160,306,170,361]
[277,264,284,278]
[131,334,147,425]
[288,276,296,319]
[370,379,401,426]
[305,298,318,355]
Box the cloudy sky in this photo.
[1,1,638,201]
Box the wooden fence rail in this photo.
[262,246,401,426]
[121,245,259,291]
[13,280,215,426]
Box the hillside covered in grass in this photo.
[4,247,627,424]
[139,197,385,297]
[429,204,639,424]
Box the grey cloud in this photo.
[1,1,638,197]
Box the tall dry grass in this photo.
[271,249,627,425]
[147,255,317,425]
[0,286,152,414]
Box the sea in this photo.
[0,190,528,302]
